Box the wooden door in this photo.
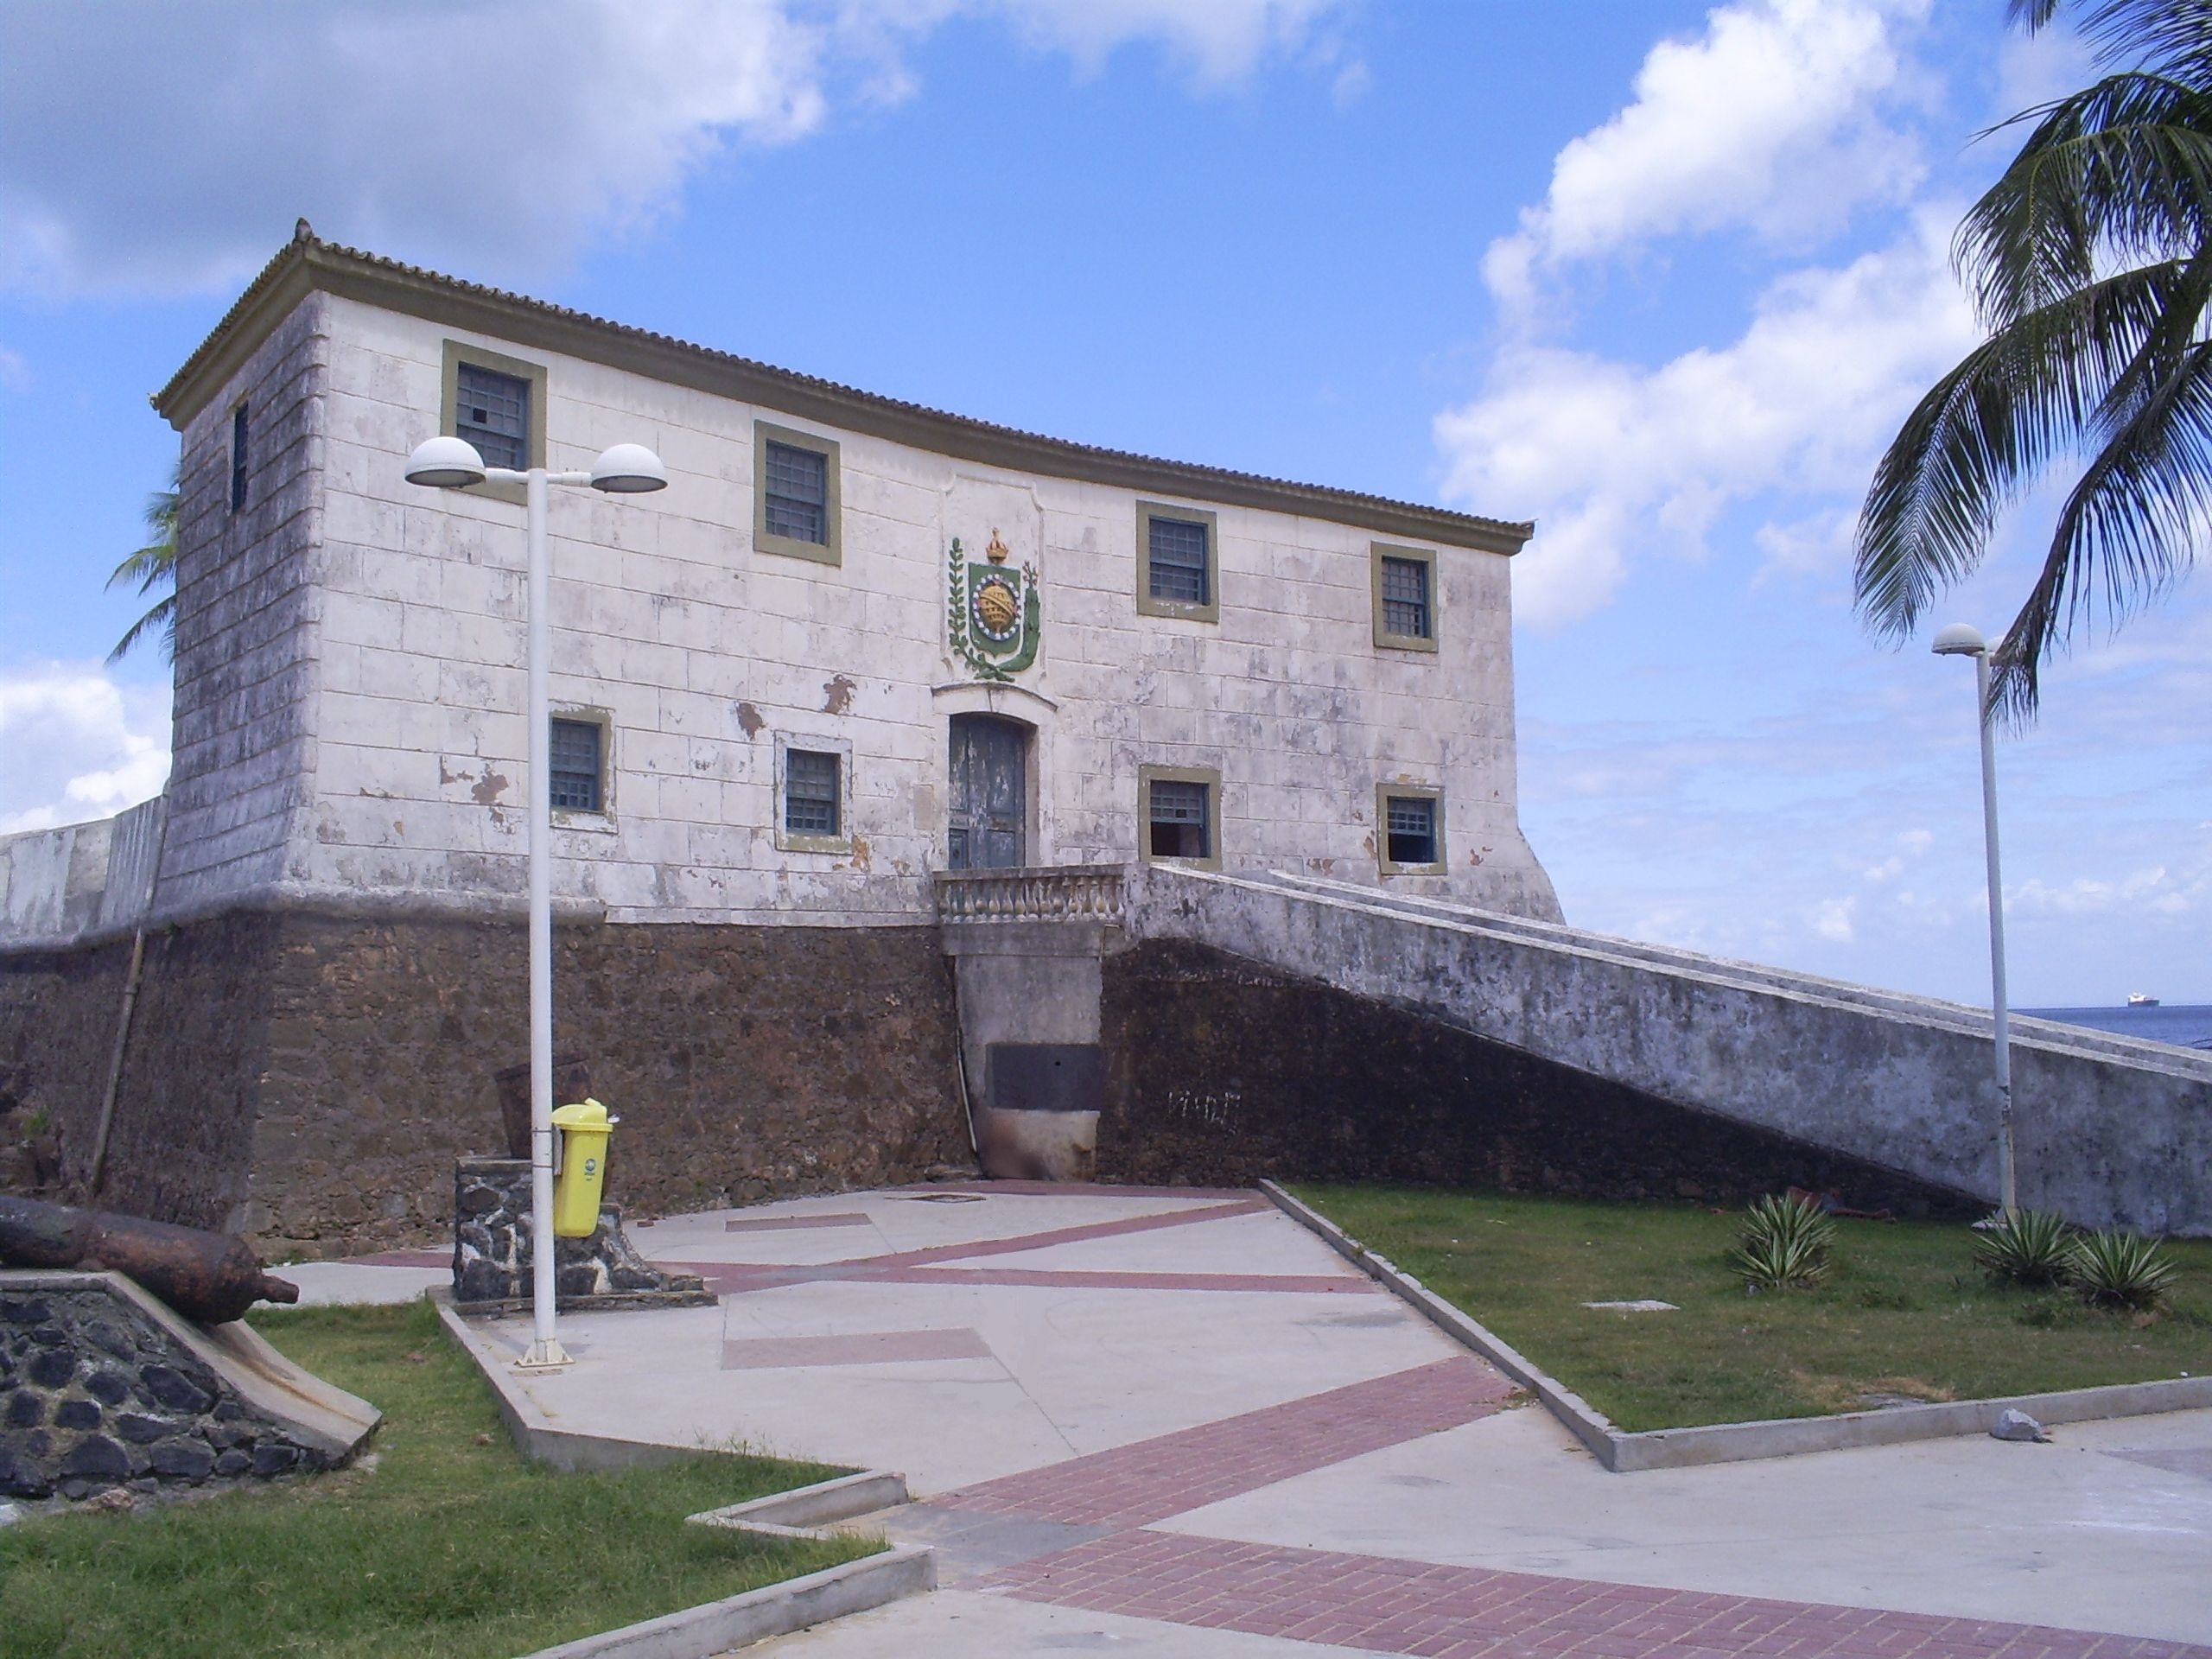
[948,715,1027,869]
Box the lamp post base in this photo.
[514,1338,575,1372]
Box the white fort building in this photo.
[0,226,1565,1250]
[147,228,1556,927]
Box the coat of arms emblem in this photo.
[947,528,1040,681]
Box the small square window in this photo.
[1380,556,1430,640]
[1140,766,1222,868]
[785,748,841,836]
[456,363,531,472]
[1377,785,1445,874]
[1148,518,1210,605]
[549,718,603,813]
[441,343,545,504]
[230,404,250,512]
[1136,503,1220,620]
[754,423,843,565]
[764,441,827,545]
[1386,796,1436,866]
[1371,543,1440,652]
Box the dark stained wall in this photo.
[1098,938,1980,1217]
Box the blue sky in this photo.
[1,0,2204,1007]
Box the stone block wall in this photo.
[1098,938,1981,1217]
[162,296,328,918]
[1,910,970,1256]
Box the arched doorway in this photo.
[947,714,1028,869]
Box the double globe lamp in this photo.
[404,435,667,1371]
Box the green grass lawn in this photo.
[1294,1184,2212,1433]
[0,1300,873,1659]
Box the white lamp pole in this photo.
[405,436,668,1370]
[1930,622,2017,1218]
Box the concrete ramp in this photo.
[1125,867,2212,1235]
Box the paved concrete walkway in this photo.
[332,1185,2212,1656]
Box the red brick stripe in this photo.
[938,1356,1512,1528]
[853,1266,1376,1295]
[925,1180,1259,1200]
[978,1529,2211,1659]
[822,1197,1273,1272]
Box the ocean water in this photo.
[2018,1003,2212,1052]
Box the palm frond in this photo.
[1990,327,2212,717]
[1854,262,2180,640]
[105,457,181,664]
[2053,2,2212,79]
[105,595,176,666]
[1959,72,2212,323]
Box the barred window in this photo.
[550,719,603,813]
[764,440,828,546]
[456,364,530,472]
[1384,795,1437,868]
[1147,516,1211,605]
[785,748,840,836]
[1380,555,1430,640]
[230,404,250,512]
[1148,778,1211,861]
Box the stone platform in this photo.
[0,1268,379,1502]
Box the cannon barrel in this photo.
[0,1196,299,1325]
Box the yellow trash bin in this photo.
[550,1098,617,1237]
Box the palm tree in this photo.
[106,461,179,664]
[1855,0,2212,719]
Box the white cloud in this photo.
[0,0,1349,297]
[2010,862,2209,920]
[0,346,26,390]
[0,665,171,835]
[1484,0,1930,318]
[1811,895,1858,942]
[1438,207,1977,627]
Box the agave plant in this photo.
[1974,1208,2075,1287]
[2065,1229,2179,1310]
[1730,1194,1837,1292]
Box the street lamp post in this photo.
[404,435,668,1369]
[1931,622,2017,1219]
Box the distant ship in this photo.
[2127,992,2161,1007]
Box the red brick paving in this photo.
[976,1529,2212,1659]
[938,1356,1514,1528]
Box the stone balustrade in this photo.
[934,865,1127,925]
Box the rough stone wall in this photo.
[0,915,276,1232]
[3,912,971,1256]
[1098,938,1980,1218]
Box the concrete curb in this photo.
[435,1295,936,1655]
[1259,1181,2212,1472]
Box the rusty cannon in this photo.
[0,1196,300,1325]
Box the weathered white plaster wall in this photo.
[159,296,328,923]
[164,289,1556,927]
